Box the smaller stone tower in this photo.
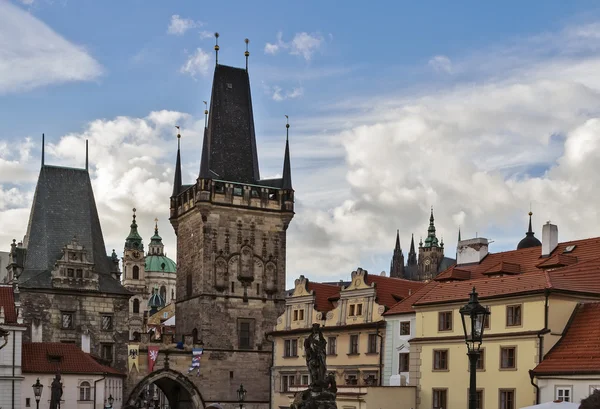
[122,209,147,340]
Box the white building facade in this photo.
[383,313,415,386]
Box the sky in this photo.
[3,0,600,288]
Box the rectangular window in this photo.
[293,310,298,321]
[475,349,485,370]
[299,309,304,320]
[349,304,355,316]
[500,389,515,409]
[281,375,295,392]
[349,334,359,354]
[327,337,337,355]
[301,375,309,386]
[400,321,411,336]
[101,343,114,363]
[484,313,490,329]
[61,312,74,329]
[67,268,74,277]
[438,311,452,331]
[556,386,572,402]
[468,389,484,409]
[26,398,31,407]
[506,305,522,327]
[432,389,447,409]
[238,318,255,350]
[399,352,410,372]
[367,334,377,353]
[356,304,363,316]
[345,374,358,385]
[101,314,113,331]
[284,339,298,357]
[500,347,516,369]
[433,349,448,370]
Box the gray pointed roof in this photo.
[19,165,129,295]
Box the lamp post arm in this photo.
[468,351,479,409]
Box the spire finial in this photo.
[245,38,250,71]
[154,217,159,234]
[132,208,137,221]
[528,210,533,234]
[282,115,292,190]
[85,139,89,171]
[41,133,45,167]
[214,32,220,65]
[203,101,208,128]
[175,126,181,149]
[285,114,290,140]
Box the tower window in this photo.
[186,274,193,298]
[231,281,235,292]
[256,283,260,294]
[233,187,243,196]
[160,286,167,301]
[133,299,140,314]
[133,266,140,280]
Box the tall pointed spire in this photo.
[407,234,417,266]
[41,133,45,167]
[85,140,89,171]
[245,38,250,71]
[458,226,462,242]
[214,32,220,66]
[390,229,405,278]
[517,211,541,250]
[172,127,182,197]
[282,116,292,190]
[199,127,210,179]
[424,206,439,248]
[395,229,401,250]
[125,208,143,250]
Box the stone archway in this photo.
[124,368,205,409]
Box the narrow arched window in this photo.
[160,286,166,301]
[133,299,140,314]
[79,381,91,401]
[133,266,140,280]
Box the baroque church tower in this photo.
[169,39,294,407]
[417,208,445,281]
[122,209,147,340]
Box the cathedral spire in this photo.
[172,128,182,197]
[407,234,417,266]
[424,207,439,248]
[282,116,292,190]
[390,229,405,278]
[395,229,401,251]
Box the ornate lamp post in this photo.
[107,394,114,408]
[237,384,247,409]
[32,378,43,409]
[459,287,490,409]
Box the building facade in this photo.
[270,269,424,409]
[5,157,131,373]
[168,58,294,408]
[0,284,25,409]
[390,209,455,281]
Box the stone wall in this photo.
[20,289,130,372]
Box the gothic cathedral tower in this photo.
[417,208,445,280]
[389,230,405,278]
[169,52,294,406]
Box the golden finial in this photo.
[214,32,220,65]
[245,38,250,71]
[203,101,208,128]
[529,211,533,216]
[175,125,181,138]
[132,208,137,221]
[285,114,290,129]
[154,217,159,230]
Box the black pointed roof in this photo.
[282,129,292,190]
[172,136,182,196]
[201,64,260,183]
[517,211,542,250]
[19,165,129,294]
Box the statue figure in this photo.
[49,373,63,409]
[304,323,327,388]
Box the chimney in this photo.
[457,237,489,265]
[542,222,558,257]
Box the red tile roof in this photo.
[22,343,124,376]
[0,285,17,323]
[385,281,439,315]
[533,303,600,375]
[306,281,341,312]
[365,274,426,309]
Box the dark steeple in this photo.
[200,63,260,183]
[407,234,417,266]
[423,207,439,248]
[125,208,144,251]
[172,129,182,196]
[458,226,462,242]
[390,230,405,278]
[282,117,292,190]
[41,134,44,167]
[517,211,542,250]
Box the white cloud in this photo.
[0,1,102,94]
[264,31,324,61]
[18,0,35,5]
[199,30,214,40]
[266,84,304,102]
[428,55,453,73]
[180,48,211,78]
[167,15,201,35]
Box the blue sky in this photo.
[4,0,600,286]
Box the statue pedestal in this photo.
[291,388,337,409]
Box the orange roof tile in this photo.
[306,282,340,312]
[0,285,17,323]
[385,281,439,315]
[365,274,426,309]
[533,303,600,375]
[22,343,124,376]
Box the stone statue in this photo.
[291,324,337,409]
[49,373,63,409]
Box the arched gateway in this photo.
[124,368,204,409]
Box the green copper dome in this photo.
[145,255,176,273]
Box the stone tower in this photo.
[417,208,445,280]
[169,59,294,407]
[389,230,405,278]
[122,209,147,340]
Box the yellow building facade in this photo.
[270,269,423,409]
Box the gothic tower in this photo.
[417,208,445,280]
[122,209,146,340]
[407,234,417,266]
[169,52,294,408]
[389,230,405,278]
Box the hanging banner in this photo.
[188,348,203,376]
[148,346,159,372]
[128,345,139,372]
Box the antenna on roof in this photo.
[85,140,89,171]
[214,32,220,66]
[245,38,250,71]
[203,101,208,128]
[41,133,45,167]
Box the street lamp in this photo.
[237,384,247,409]
[32,378,43,409]
[459,287,490,409]
[108,394,114,408]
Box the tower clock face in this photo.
[133,251,140,259]
[424,258,431,266]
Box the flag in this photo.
[128,345,139,372]
[148,346,159,372]
[192,348,203,368]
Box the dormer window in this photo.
[67,268,74,278]
[76,269,83,278]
